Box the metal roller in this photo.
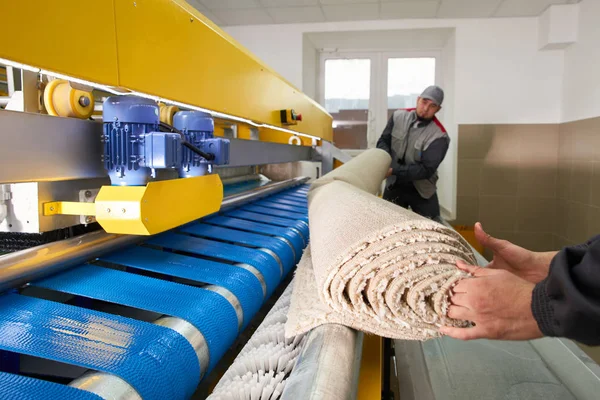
[43,79,95,119]
[69,315,210,400]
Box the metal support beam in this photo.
[314,141,353,175]
[43,201,96,217]
[3,68,38,113]
[357,334,382,400]
[0,111,316,183]
[226,138,313,167]
[6,67,17,96]
[0,111,106,183]
[21,70,38,113]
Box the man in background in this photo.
[377,85,449,219]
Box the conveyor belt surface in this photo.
[147,233,283,296]
[242,205,309,223]
[0,184,310,399]
[273,193,308,202]
[253,200,308,214]
[100,246,266,328]
[0,294,199,400]
[225,210,309,241]
[203,215,304,262]
[34,264,239,374]
[0,372,103,400]
[180,223,296,274]
[260,197,308,208]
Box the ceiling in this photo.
[188,0,579,26]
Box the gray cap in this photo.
[420,85,444,106]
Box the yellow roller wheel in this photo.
[44,79,95,119]
[159,103,179,125]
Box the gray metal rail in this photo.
[281,325,363,400]
[0,110,319,184]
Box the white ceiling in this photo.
[188,0,579,26]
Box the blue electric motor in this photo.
[102,96,182,186]
[173,111,230,178]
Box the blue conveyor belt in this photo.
[0,294,199,400]
[241,205,309,223]
[0,184,310,399]
[99,246,265,329]
[225,209,309,240]
[260,197,308,208]
[203,215,305,262]
[33,264,239,373]
[0,372,103,400]
[274,191,308,201]
[272,198,308,207]
[147,233,282,296]
[271,197,308,207]
[253,200,309,214]
[180,223,296,273]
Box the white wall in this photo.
[226,16,566,217]
[562,0,600,122]
[438,32,457,218]
[453,19,564,124]
[302,38,318,100]
[226,17,565,125]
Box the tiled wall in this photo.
[456,117,600,256]
[556,117,600,248]
[455,124,559,259]
[456,118,600,362]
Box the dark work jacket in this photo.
[376,109,449,199]
[532,235,600,345]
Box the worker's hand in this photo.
[385,168,393,178]
[475,222,554,284]
[440,261,543,341]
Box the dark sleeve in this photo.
[392,136,449,182]
[532,235,600,345]
[376,116,394,155]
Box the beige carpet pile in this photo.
[285,149,476,340]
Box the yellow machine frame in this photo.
[2,0,332,144]
[357,335,383,399]
[2,0,335,234]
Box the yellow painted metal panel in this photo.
[43,202,96,217]
[0,0,119,86]
[114,0,332,141]
[95,175,223,235]
[236,124,253,140]
[258,129,315,146]
[357,335,382,400]
[333,158,344,170]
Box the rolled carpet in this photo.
[285,149,476,340]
